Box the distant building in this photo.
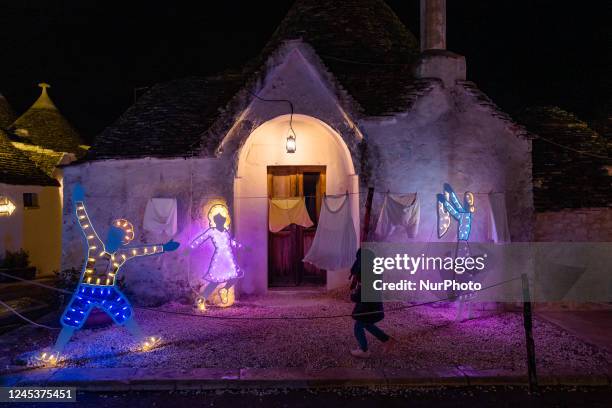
[9,83,86,179]
[0,84,85,275]
[0,128,61,275]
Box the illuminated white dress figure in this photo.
[190,204,242,310]
[193,227,241,283]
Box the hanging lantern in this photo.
[286,128,297,153]
[0,196,16,216]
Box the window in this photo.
[23,193,39,209]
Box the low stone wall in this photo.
[535,207,612,242]
[534,207,612,310]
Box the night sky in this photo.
[1,0,609,143]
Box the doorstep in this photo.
[1,367,610,391]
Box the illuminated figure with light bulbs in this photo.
[437,183,475,241]
[190,203,243,311]
[37,184,179,364]
[436,183,480,320]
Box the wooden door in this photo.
[268,166,326,287]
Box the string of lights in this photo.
[0,270,521,324]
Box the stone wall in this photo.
[61,157,233,305]
[361,80,534,245]
[535,208,612,242]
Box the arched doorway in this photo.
[234,114,359,294]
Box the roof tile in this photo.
[0,129,60,186]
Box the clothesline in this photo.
[80,190,514,201]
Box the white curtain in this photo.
[303,194,357,270]
[375,193,420,241]
[488,193,511,243]
[268,197,314,232]
[143,198,178,236]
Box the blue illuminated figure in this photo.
[37,184,179,364]
[436,183,479,321]
[436,183,475,241]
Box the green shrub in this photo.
[0,249,30,269]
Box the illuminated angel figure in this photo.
[436,183,480,321]
[437,183,475,241]
[37,184,179,365]
[190,204,243,311]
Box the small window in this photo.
[23,193,39,209]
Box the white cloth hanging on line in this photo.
[303,194,357,270]
[375,193,420,241]
[268,197,314,232]
[143,198,178,236]
[487,193,511,243]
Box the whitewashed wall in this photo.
[362,82,533,245]
[61,158,234,305]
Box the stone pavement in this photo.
[1,366,610,391]
[536,310,612,353]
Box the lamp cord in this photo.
[248,91,296,140]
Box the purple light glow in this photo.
[190,228,242,283]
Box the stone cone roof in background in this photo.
[0,128,59,186]
[12,145,65,178]
[0,93,16,129]
[86,0,422,160]
[10,83,85,156]
[260,0,420,116]
[517,106,612,211]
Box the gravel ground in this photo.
[0,290,609,374]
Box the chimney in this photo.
[420,0,446,51]
[415,0,466,87]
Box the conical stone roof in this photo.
[261,0,420,115]
[10,83,85,155]
[0,128,59,186]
